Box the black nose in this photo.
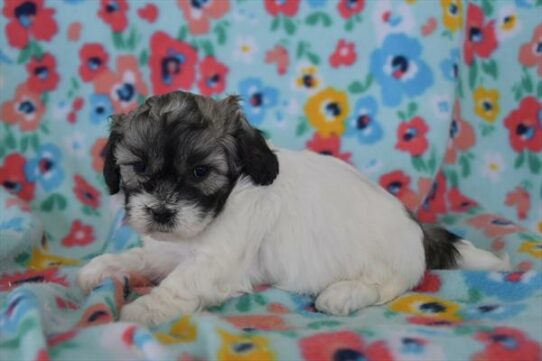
[149,207,174,224]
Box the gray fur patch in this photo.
[406,209,460,269]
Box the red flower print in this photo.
[137,4,158,23]
[149,31,198,95]
[264,0,300,17]
[445,100,475,164]
[6,197,31,212]
[330,40,357,68]
[467,214,524,238]
[94,55,148,113]
[25,53,60,93]
[337,0,365,19]
[519,24,542,76]
[35,349,50,361]
[79,43,110,82]
[300,331,393,361]
[267,303,289,314]
[504,96,542,153]
[197,56,229,96]
[62,220,95,247]
[414,271,442,293]
[1,83,44,132]
[395,117,429,157]
[67,22,81,42]
[47,330,78,348]
[225,315,289,331]
[417,172,447,223]
[379,172,432,212]
[407,316,463,327]
[78,303,113,327]
[122,325,138,346]
[306,133,352,163]
[56,296,78,310]
[379,170,417,207]
[473,327,541,361]
[505,187,531,220]
[265,45,289,75]
[91,138,107,173]
[0,268,68,291]
[0,153,35,202]
[98,0,129,33]
[447,188,478,213]
[178,0,230,34]
[73,175,101,209]
[463,4,498,65]
[2,0,58,49]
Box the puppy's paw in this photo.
[77,254,125,294]
[120,291,197,327]
[315,280,379,316]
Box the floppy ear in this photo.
[224,95,279,186]
[103,116,123,194]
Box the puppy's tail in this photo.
[421,223,511,271]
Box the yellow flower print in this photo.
[155,315,197,344]
[441,0,463,32]
[28,236,79,270]
[389,294,462,321]
[496,6,521,40]
[217,329,275,361]
[295,64,321,91]
[304,87,349,137]
[473,87,500,123]
[519,241,542,259]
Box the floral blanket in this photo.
[1,0,541,360]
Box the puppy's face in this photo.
[103,91,278,241]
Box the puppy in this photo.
[78,91,510,326]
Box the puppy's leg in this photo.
[120,253,248,326]
[77,239,183,293]
[315,279,380,316]
[77,248,147,293]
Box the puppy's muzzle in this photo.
[147,207,175,224]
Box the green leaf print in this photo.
[527,152,541,174]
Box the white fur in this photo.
[78,148,508,326]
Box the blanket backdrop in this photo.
[1,0,541,360]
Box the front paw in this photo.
[120,291,199,327]
[77,254,126,294]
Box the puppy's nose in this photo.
[149,207,174,224]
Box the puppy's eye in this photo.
[132,161,148,175]
[192,165,210,179]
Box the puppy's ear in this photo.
[223,95,279,186]
[103,115,123,194]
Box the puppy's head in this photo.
[103,91,278,241]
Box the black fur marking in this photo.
[103,131,122,195]
[105,91,280,238]
[407,210,460,269]
[236,129,279,186]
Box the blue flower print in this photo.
[346,96,384,144]
[370,34,434,107]
[464,271,542,302]
[290,293,325,318]
[90,93,114,125]
[238,78,279,125]
[515,0,535,8]
[440,48,460,82]
[24,144,65,192]
[0,217,24,232]
[0,289,39,333]
[461,303,526,321]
